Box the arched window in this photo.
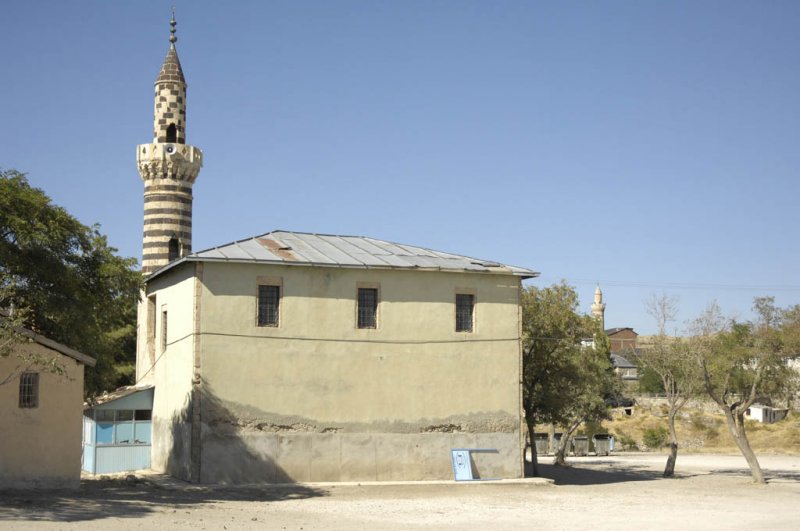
[166,123,177,143]
[168,237,180,261]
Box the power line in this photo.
[535,276,800,293]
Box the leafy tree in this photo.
[637,366,665,395]
[0,170,142,396]
[521,282,616,473]
[692,298,799,484]
[634,294,703,477]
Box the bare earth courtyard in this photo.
[1,454,798,530]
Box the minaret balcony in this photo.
[137,143,203,183]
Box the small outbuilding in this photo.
[82,385,154,474]
[0,327,95,488]
[745,404,788,424]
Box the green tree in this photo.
[693,298,799,484]
[634,294,703,477]
[0,170,142,396]
[521,283,616,473]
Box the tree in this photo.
[634,294,703,477]
[0,170,142,396]
[521,283,616,473]
[692,298,798,484]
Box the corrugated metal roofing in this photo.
[148,230,538,280]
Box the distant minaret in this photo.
[591,284,606,331]
[137,11,203,275]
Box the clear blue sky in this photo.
[2,1,799,335]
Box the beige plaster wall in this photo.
[196,262,524,482]
[139,264,197,480]
[0,342,85,488]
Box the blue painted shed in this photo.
[82,386,154,474]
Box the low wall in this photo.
[199,429,520,483]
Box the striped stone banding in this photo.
[143,194,193,204]
[143,207,192,216]
[144,184,193,194]
[142,252,191,262]
[144,229,192,239]
[142,241,192,250]
[143,217,192,227]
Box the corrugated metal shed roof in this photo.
[147,230,538,280]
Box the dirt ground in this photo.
[1,453,799,530]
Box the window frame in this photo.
[160,306,168,352]
[256,276,283,328]
[455,290,476,333]
[356,283,380,330]
[18,372,39,408]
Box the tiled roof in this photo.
[148,230,538,280]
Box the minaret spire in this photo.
[170,8,177,44]
[591,284,606,331]
[136,12,203,275]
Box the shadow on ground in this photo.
[526,459,665,486]
[0,476,327,523]
[712,468,800,483]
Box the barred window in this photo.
[357,288,378,329]
[258,285,281,327]
[19,372,39,408]
[456,294,475,332]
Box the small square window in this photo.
[456,294,475,333]
[258,285,281,326]
[19,372,39,408]
[357,288,378,329]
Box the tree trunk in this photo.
[553,420,581,466]
[553,434,569,466]
[663,410,678,478]
[722,408,766,484]
[526,419,538,477]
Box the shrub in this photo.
[643,425,669,449]
[614,429,638,451]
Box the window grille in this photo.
[456,294,475,332]
[19,372,39,408]
[357,288,378,329]
[258,285,281,326]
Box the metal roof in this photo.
[610,352,638,369]
[148,230,538,280]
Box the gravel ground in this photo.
[1,453,798,530]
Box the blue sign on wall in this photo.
[451,449,473,481]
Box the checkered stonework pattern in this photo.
[154,82,186,143]
[137,42,202,275]
[154,45,187,144]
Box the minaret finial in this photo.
[169,8,177,44]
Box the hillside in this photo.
[599,399,800,454]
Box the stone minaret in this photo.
[591,284,606,330]
[137,12,203,275]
